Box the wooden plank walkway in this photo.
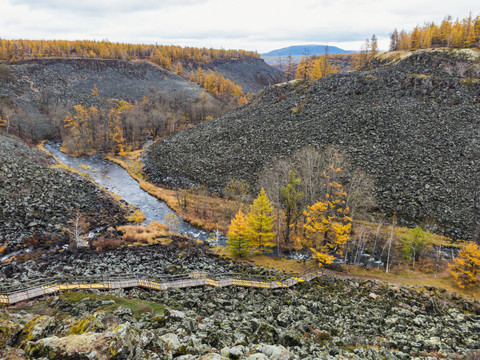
[0,269,321,305]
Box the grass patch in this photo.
[77,164,92,170]
[119,221,170,245]
[213,246,317,274]
[344,264,480,299]
[60,292,165,318]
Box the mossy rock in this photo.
[16,316,55,346]
[0,319,22,347]
[69,315,104,335]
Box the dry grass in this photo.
[125,209,146,224]
[36,141,88,177]
[353,219,464,248]
[343,263,480,299]
[213,246,317,274]
[118,221,170,245]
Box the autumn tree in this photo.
[223,178,251,216]
[449,242,480,289]
[302,172,352,267]
[280,170,303,244]
[226,209,250,257]
[285,54,297,81]
[68,209,89,248]
[401,226,432,268]
[390,28,400,51]
[246,188,276,254]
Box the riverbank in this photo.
[37,145,476,299]
[107,151,235,233]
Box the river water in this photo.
[44,143,219,243]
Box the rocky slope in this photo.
[0,240,479,359]
[145,49,480,238]
[0,57,282,140]
[0,134,128,253]
[183,58,284,94]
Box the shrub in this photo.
[93,237,125,251]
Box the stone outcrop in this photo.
[0,134,128,251]
[145,49,480,238]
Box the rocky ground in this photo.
[0,238,279,289]
[0,239,479,359]
[0,134,129,255]
[145,48,480,239]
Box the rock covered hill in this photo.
[0,57,282,139]
[1,240,479,359]
[145,49,480,238]
[182,58,284,94]
[0,134,128,253]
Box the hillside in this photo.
[0,134,128,254]
[145,48,480,239]
[0,57,282,142]
[183,58,284,94]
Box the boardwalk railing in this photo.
[0,268,322,305]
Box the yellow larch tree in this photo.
[302,164,352,267]
[449,242,480,289]
[226,209,250,257]
[246,188,276,254]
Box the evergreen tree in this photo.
[226,209,250,257]
[246,188,276,254]
[280,170,303,244]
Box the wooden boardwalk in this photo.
[0,269,321,305]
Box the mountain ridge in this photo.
[262,44,354,57]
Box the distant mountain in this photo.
[261,45,354,57]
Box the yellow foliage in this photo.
[449,242,480,289]
[0,39,259,64]
[227,209,250,257]
[299,165,352,267]
[125,209,146,225]
[246,188,276,254]
[390,14,480,51]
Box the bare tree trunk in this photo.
[435,241,442,279]
[386,219,396,274]
[372,219,383,260]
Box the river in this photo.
[44,143,221,243]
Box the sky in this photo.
[0,0,478,53]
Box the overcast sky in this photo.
[0,0,478,53]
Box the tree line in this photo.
[188,68,249,105]
[0,39,259,65]
[60,88,228,155]
[390,14,480,51]
[226,146,375,266]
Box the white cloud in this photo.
[0,0,478,52]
